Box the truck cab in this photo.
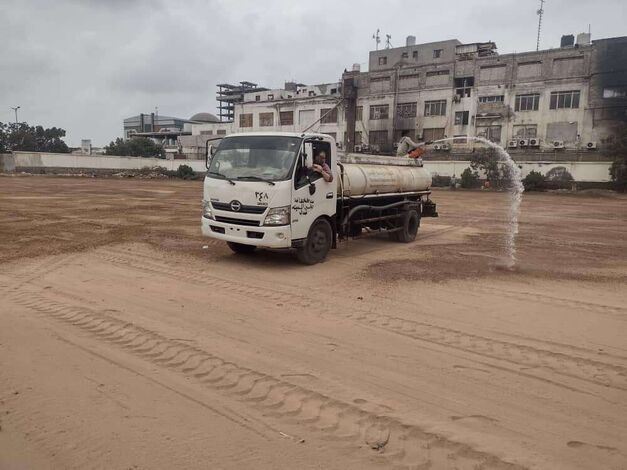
[202,132,337,263]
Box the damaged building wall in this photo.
[341,34,626,153]
[589,37,627,143]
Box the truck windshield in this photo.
[208,136,302,182]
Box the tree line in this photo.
[0,122,70,153]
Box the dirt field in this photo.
[0,175,626,470]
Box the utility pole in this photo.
[536,0,545,51]
[10,106,20,124]
[372,29,380,51]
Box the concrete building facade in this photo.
[187,34,626,158]
[342,34,627,154]
[190,82,343,145]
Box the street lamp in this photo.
[10,106,20,124]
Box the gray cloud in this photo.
[0,0,624,146]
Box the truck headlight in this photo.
[202,200,213,219]
[263,205,290,226]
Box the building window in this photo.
[287,94,293,99]
[217,129,226,135]
[255,95,260,101]
[354,131,362,145]
[454,111,469,125]
[369,104,389,120]
[330,88,337,94]
[433,49,443,58]
[239,113,253,128]
[259,112,274,127]
[401,52,409,59]
[378,56,387,66]
[549,90,580,109]
[454,77,474,98]
[320,107,338,124]
[422,128,445,141]
[356,106,363,121]
[308,90,315,97]
[267,94,274,101]
[603,87,627,98]
[426,70,449,77]
[424,100,447,116]
[200,130,213,135]
[513,125,537,138]
[412,50,418,59]
[369,130,388,145]
[396,102,417,118]
[279,111,294,126]
[476,125,502,143]
[478,95,504,103]
[515,93,540,111]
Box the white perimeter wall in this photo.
[4,152,207,173]
[1,152,611,182]
[424,161,611,182]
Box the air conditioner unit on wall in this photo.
[441,143,451,151]
[434,144,442,150]
[518,139,529,147]
[507,140,518,148]
[586,141,597,150]
[553,140,565,149]
[528,138,540,147]
[354,144,362,152]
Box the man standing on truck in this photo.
[312,151,333,183]
[396,130,422,157]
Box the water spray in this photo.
[427,136,524,268]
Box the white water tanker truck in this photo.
[201,132,437,264]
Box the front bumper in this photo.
[201,216,292,248]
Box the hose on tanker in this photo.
[341,200,414,228]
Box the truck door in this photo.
[291,138,336,241]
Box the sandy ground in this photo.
[0,175,626,470]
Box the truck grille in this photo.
[211,202,267,214]
[214,216,261,227]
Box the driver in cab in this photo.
[311,151,333,183]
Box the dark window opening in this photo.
[455,111,469,125]
[454,77,474,98]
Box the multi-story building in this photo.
[191,81,343,143]
[342,34,627,153]
[190,34,627,157]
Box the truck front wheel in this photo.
[296,218,332,265]
[227,242,257,254]
[394,209,420,243]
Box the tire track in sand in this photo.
[3,287,522,470]
[94,246,627,392]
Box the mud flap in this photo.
[422,200,438,217]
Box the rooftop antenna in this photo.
[372,29,380,50]
[536,0,545,51]
[385,34,392,49]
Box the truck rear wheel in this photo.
[227,242,257,254]
[394,209,420,243]
[296,218,332,265]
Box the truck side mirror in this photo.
[303,142,313,168]
[205,143,215,169]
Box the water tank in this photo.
[560,34,575,47]
[339,163,431,196]
[352,63,360,72]
[406,35,416,46]
[576,32,591,45]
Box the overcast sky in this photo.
[1,0,624,146]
